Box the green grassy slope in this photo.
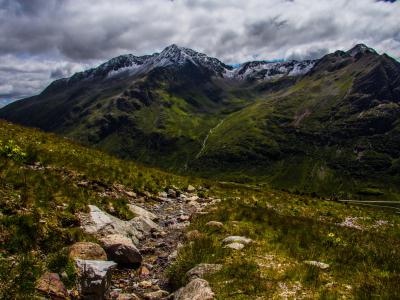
[192,51,400,198]
[1,120,399,299]
[0,120,200,298]
[169,185,400,299]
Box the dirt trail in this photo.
[109,192,215,299]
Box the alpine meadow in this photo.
[1,1,400,299]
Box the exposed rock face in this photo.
[174,278,214,300]
[36,272,68,299]
[128,204,158,221]
[100,234,142,266]
[75,259,117,299]
[186,264,223,281]
[69,242,107,260]
[80,205,143,245]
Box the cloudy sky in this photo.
[0,0,399,105]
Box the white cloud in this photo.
[0,0,399,101]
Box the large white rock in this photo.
[100,234,142,266]
[128,204,158,221]
[80,205,143,244]
[75,259,117,299]
[174,278,214,300]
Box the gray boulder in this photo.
[128,204,158,221]
[75,259,117,299]
[80,205,143,245]
[100,234,142,266]
[174,278,214,300]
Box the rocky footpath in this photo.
[36,185,221,299]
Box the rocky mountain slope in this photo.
[1,120,399,299]
[1,44,399,197]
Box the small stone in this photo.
[168,250,178,261]
[110,289,120,298]
[187,185,196,193]
[186,264,223,280]
[178,215,190,222]
[222,236,252,245]
[69,241,107,260]
[185,230,201,241]
[167,189,177,198]
[224,242,245,250]
[152,230,167,238]
[36,272,68,299]
[139,280,153,289]
[144,290,169,300]
[158,191,168,198]
[304,260,330,270]
[118,293,141,300]
[138,265,151,277]
[125,191,137,198]
[60,271,68,281]
[205,221,224,229]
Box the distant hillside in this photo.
[1,44,400,197]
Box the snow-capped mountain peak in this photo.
[68,44,318,83]
[347,44,377,57]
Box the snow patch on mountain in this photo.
[228,60,316,80]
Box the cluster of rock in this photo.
[36,184,223,300]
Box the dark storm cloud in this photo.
[0,0,400,103]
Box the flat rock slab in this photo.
[186,263,223,280]
[304,260,330,270]
[224,242,245,250]
[205,221,224,229]
[222,236,252,245]
[80,205,143,245]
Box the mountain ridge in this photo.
[1,43,399,198]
